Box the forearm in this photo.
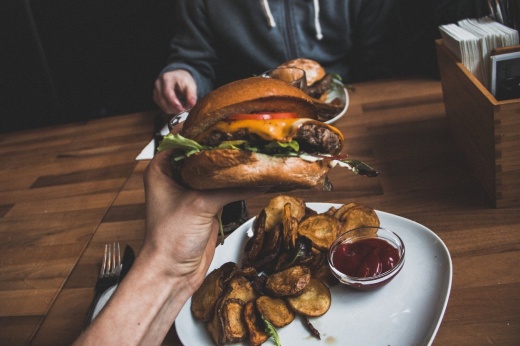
[75,248,199,345]
[73,149,258,344]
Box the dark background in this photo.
[1,0,176,133]
[1,0,489,133]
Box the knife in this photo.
[118,245,135,284]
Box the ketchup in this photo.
[332,238,400,278]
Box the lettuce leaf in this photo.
[157,134,209,157]
[158,134,300,158]
[262,316,281,346]
[265,140,299,152]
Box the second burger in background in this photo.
[158,77,378,192]
[278,58,347,121]
[278,58,335,98]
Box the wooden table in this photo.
[1,78,519,345]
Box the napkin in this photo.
[135,125,169,160]
[136,111,189,160]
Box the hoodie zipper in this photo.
[283,0,298,59]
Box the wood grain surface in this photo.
[1,78,519,345]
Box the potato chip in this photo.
[245,209,267,261]
[264,195,306,231]
[256,295,295,328]
[297,214,340,250]
[220,298,248,343]
[264,265,311,297]
[340,205,380,236]
[286,278,331,317]
[282,202,299,250]
[221,276,257,304]
[244,224,283,272]
[191,262,236,321]
[243,301,269,346]
[333,202,358,221]
[206,302,224,345]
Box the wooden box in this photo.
[436,39,520,208]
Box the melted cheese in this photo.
[196,118,344,143]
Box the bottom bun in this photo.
[180,149,330,191]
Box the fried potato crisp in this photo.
[244,301,269,346]
[297,214,340,250]
[245,209,267,261]
[333,202,358,221]
[221,298,248,343]
[191,262,236,321]
[282,202,299,250]
[264,195,306,231]
[221,276,257,304]
[206,303,223,345]
[256,296,295,328]
[286,278,331,317]
[264,265,311,297]
[206,275,257,345]
[340,205,380,235]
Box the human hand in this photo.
[153,69,197,115]
[75,125,263,345]
[141,124,262,290]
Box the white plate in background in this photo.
[324,87,349,125]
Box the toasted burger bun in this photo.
[181,76,318,140]
[179,149,330,191]
[278,58,326,87]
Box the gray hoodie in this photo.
[161,0,403,98]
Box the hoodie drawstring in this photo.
[260,0,323,40]
[261,0,277,28]
[313,0,323,40]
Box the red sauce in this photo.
[332,238,400,278]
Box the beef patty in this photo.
[201,123,342,155]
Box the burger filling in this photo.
[307,74,333,98]
[199,122,342,155]
[157,114,379,178]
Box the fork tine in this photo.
[99,243,108,277]
[110,242,116,276]
[114,242,121,276]
[107,243,113,277]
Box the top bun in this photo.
[181,77,318,139]
[278,58,326,86]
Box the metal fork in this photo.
[84,242,121,328]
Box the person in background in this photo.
[74,124,264,345]
[153,0,405,114]
[153,0,490,115]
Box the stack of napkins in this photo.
[439,17,519,90]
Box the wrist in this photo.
[79,247,200,345]
[136,242,207,296]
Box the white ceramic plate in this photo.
[324,87,349,125]
[176,204,452,345]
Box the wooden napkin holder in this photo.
[436,39,520,208]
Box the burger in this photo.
[277,58,333,98]
[278,58,346,121]
[158,76,377,191]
